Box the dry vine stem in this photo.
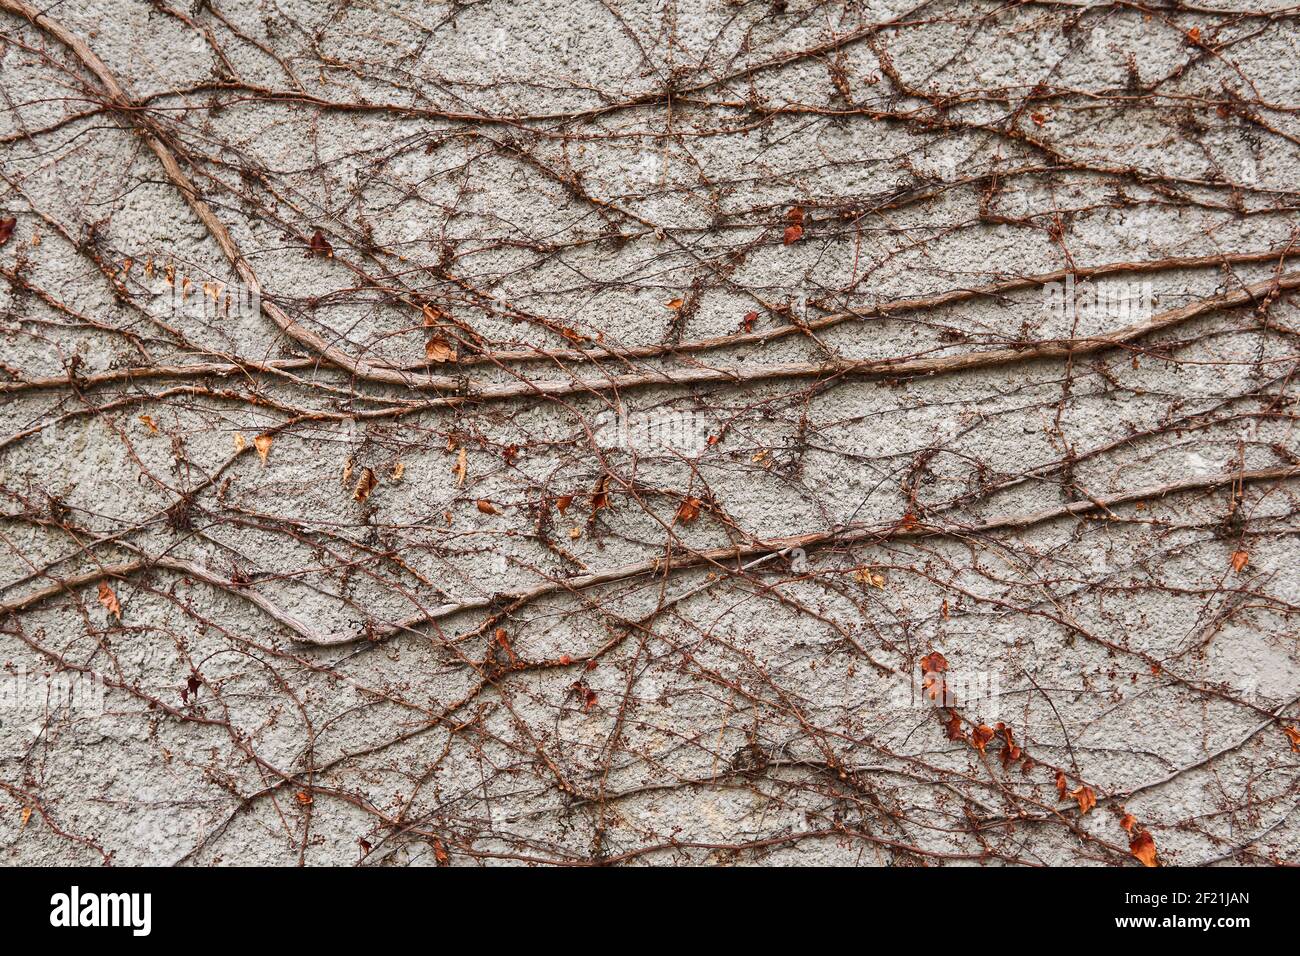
[0,0,1298,867]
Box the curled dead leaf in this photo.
[970,725,994,755]
[571,680,598,713]
[476,499,500,515]
[919,651,948,674]
[591,475,610,511]
[295,790,313,806]
[0,216,15,246]
[943,710,964,741]
[353,467,378,503]
[1230,549,1249,573]
[253,434,273,465]
[676,497,701,523]
[1070,785,1097,815]
[1130,830,1158,867]
[996,722,1021,765]
[1283,725,1300,753]
[495,627,517,664]
[307,228,333,257]
[452,446,467,487]
[138,415,159,435]
[425,336,457,364]
[97,581,121,620]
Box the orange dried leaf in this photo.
[676,497,701,523]
[997,722,1021,765]
[138,414,159,435]
[665,298,684,310]
[307,228,333,257]
[295,790,313,806]
[1230,550,1249,573]
[476,499,500,515]
[495,627,517,664]
[1071,785,1097,815]
[782,223,804,245]
[353,467,378,503]
[425,336,457,363]
[919,651,948,674]
[253,434,273,465]
[1283,725,1300,753]
[1120,813,1137,833]
[1130,830,1158,867]
[97,581,121,620]
[971,725,994,755]
[556,494,573,514]
[452,446,467,488]
[944,710,964,741]
[591,475,610,510]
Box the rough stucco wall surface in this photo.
[0,0,1298,867]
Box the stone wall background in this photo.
[1,0,1298,865]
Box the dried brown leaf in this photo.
[253,434,273,465]
[97,581,121,620]
[353,467,378,503]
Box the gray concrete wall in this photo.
[0,0,1297,865]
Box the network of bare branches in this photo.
[1,0,1298,866]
